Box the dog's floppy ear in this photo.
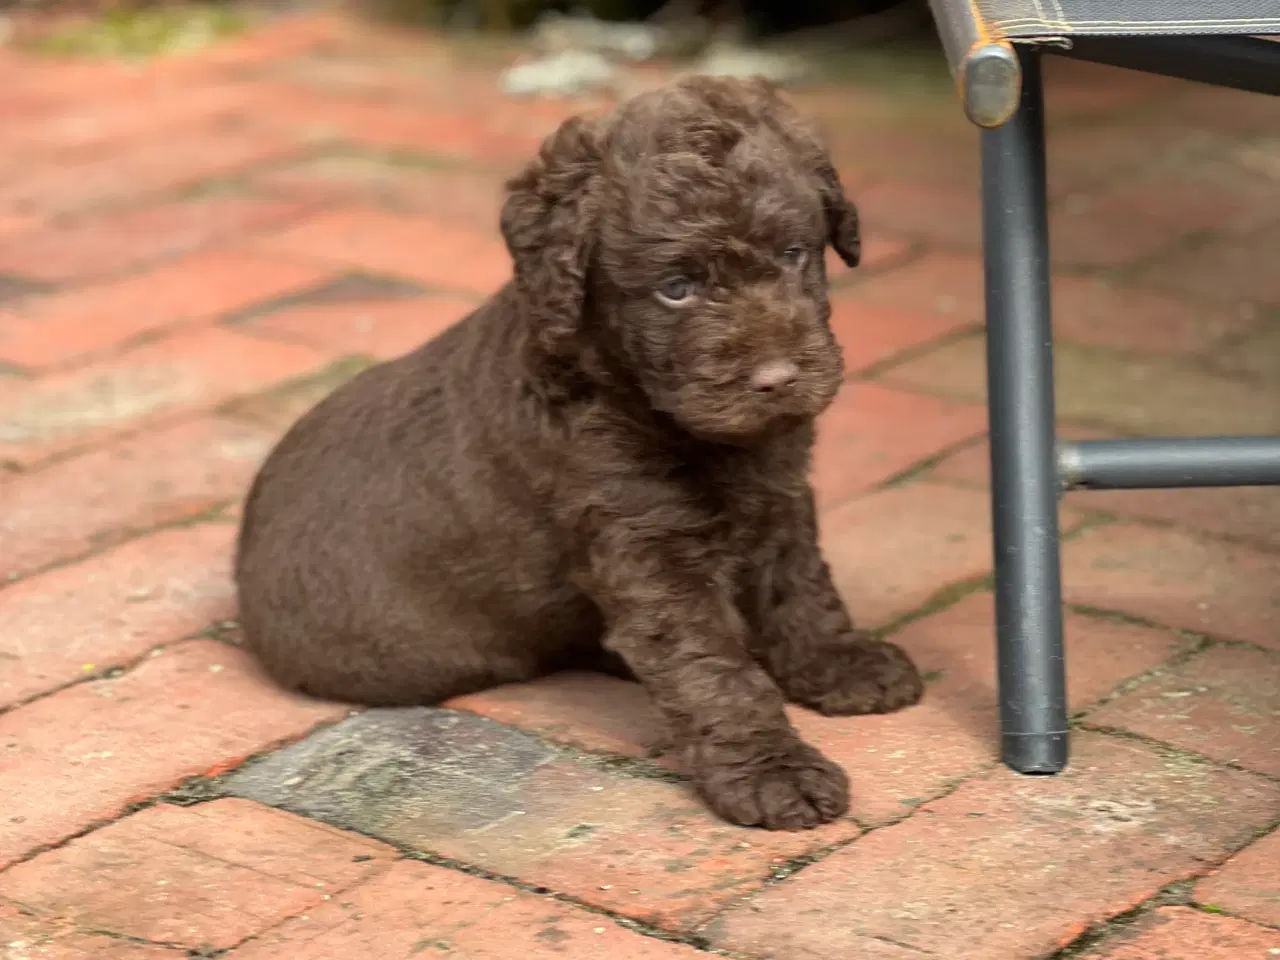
[817,162,861,268]
[750,80,861,269]
[501,114,603,369]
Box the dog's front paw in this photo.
[781,640,924,716]
[693,737,849,830]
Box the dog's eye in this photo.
[655,277,696,306]
[782,246,808,267]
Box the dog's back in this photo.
[235,285,602,706]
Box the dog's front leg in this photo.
[584,529,850,830]
[752,495,924,716]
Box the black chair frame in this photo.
[943,30,1280,774]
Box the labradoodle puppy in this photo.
[235,75,923,830]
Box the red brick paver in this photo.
[1195,829,1280,928]
[0,191,319,285]
[0,416,273,579]
[1087,645,1280,775]
[931,431,1280,550]
[0,524,237,708]
[0,800,394,951]
[0,127,297,219]
[259,205,512,296]
[0,250,335,370]
[818,482,1001,626]
[0,13,1276,960]
[828,298,974,375]
[1078,907,1280,959]
[453,592,1189,827]
[0,639,344,868]
[228,859,708,959]
[246,293,477,358]
[0,325,331,466]
[1063,523,1280,649]
[709,734,1280,960]
[0,904,185,959]
[812,385,987,507]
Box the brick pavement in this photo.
[0,12,1277,960]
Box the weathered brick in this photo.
[0,800,394,952]
[0,128,297,218]
[906,593,1188,716]
[1212,322,1280,384]
[1072,485,1280,554]
[0,326,331,466]
[256,156,508,227]
[930,429,1280,551]
[447,672,668,760]
[227,708,858,932]
[0,250,336,370]
[1087,645,1280,776]
[812,383,986,507]
[709,733,1280,960]
[828,297,973,375]
[258,207,511,296]
[0,523,237,707]
[844,252,984,321]
[819,483,995,627]
[831,126,981,188]
[1041,57,1179,120]
[0,417,270,579]
[451,593,1185,827]
[247,294,474,359]
[0,904,184,959]
[0,639,345,868]
[855,179,982,249]
[1141,221,1280,307]
[0,192,318,284]
[1077,907,1280,959]
[846,254,1252,357]
[1045,121,1223,199]
[929,426,1087,490]
[0,82,249,160]
[220,356,373,435]
[1195,829,1280,928]
[0,214,39,238]
[1063,523,1280,649]
[266,92,551,166]
[1049,275,1257,356]
[1162,82,1280,136]
[878,334,1280,436]
[228,858,707,959]
[804,593,1185,825]
[1049,173,1278,269]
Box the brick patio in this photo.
[1,12,1278,959]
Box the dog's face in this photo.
[502,76,861,444]
[594,115,844,442]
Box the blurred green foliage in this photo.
[29,3,250,58]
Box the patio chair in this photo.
[925,2,1280,775]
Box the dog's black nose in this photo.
[750,360,800,393]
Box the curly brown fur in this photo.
[235,75,923,831]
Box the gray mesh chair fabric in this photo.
[971,0,1280,37]
[930,0,1280,125]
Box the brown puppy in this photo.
[235,75,923,830]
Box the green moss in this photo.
[30,3,250,60]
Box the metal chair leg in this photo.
[981,47,1069,774]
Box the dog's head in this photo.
[501,75,859,443]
